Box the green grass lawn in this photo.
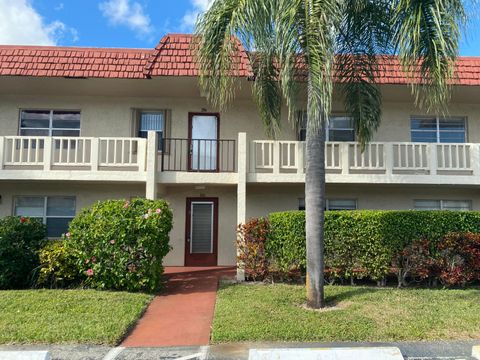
[0,289,152,345]
[212,284,480,343]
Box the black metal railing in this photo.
[161,138,236,172]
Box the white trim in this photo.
[298,198,357,210]
[297,112,355,141]
[13,195,76,237]
[410,116,467,143]
[413,199,472,211]
[326,198,358,210]
[19,109,81,137]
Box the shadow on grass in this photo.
[325,286,379,306]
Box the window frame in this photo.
[410,116,467,143]
[326,199,358,211]
[413,199,472,211]
[297,111,355,142]
[18,109,81,137]
[298,198,357,211]
[13,196,76,238]
[136,109,167,152]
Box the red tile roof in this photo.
[292,55,480,86]
[376,56,480,86]
[0,45,151,79]
[0,34,251,79]
[144,34,251,77]
[0,33,480,86]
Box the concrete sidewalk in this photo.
[121,266,236,347]
[1,341,478,359]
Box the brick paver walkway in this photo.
[122,266,236,347]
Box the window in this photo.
[298,197,305,210]
[298,112,355,141]
[298,198,357,211]
[14,196,76,237]
[414,199,472,211]
[410,116,466,143]
[138,111,165,150]
[20,110,80,137]
[327,199,357,210]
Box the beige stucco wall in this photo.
[3,78,480,267]
[246,183,480,219]
[0,94,296,141]
[372,101,480,142]
[2,78,480,143]
[0,181,145,218]
[160,185,237,266]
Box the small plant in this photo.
[37,240,80,288]
[67,198,173,292]
[392,239,434,288]
[436,232,480,286]
[0,216,46,289]
[237,218,270,281]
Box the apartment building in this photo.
[1,34,480,267]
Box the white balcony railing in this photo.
[2,134,480,185]
[250,140,480,177]
[0,136,147,172]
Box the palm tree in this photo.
[195,0,467,308]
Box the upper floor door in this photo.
[188,113,219,172]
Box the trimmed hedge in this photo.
[0,216,46,289]
[268,210,480,281]
[63,198,173,292]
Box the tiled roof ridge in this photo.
[144,34,175,78]
[0,44,151,53]
[1,34,480,84]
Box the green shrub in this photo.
[237,218,270,281]
[37,240,80,288]
[0,216,46,289]
[268,210,480,281]
[392,239,434,287]
[67,198,173,292]
[436,232,480,286]
[266,211,306,274]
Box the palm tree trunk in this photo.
[305,87,326,309]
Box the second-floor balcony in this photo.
[1,132,480,186]
[0,136,147,182]
[161,138,236,173]
[250,140,480,184]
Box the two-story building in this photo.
[2,33,480,267]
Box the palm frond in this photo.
[250,52,282,138]
[393,0,466,112]
[336,0,392,147]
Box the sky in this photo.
[0,0,479,55]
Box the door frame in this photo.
[188,112,220,172]
[184,197,219,266]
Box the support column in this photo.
[236,132,247,281]
[91,138,99,172]
[43,137,52,171]
[145,131,158,200]
[0,136,4,170]
[471,144,480,176]
[385,142,394,176]
[340,142,350,175]
[429,143,438,176]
